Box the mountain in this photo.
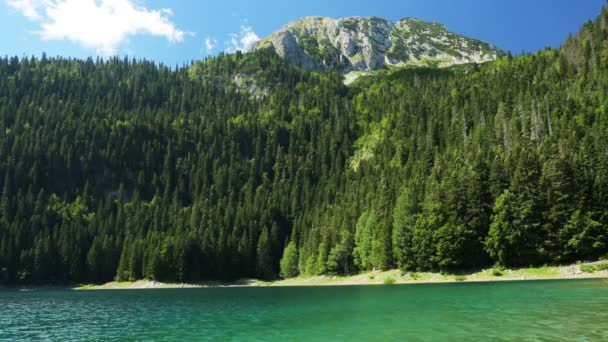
[1,5,608,286]
[253,16,503,72]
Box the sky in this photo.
[0,0,605,66]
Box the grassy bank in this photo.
[71,260,608,290]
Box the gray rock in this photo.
[253,16,503,72]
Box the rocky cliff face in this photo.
[253,16,503,72]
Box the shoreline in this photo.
[253,262,608,288]
[3,261,607,291]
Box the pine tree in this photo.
[279,241,298,278]
[256,228,274,280]
[392,187,418,271]
[353,211,374,271]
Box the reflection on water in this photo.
[1,278,607,341]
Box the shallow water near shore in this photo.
[2,279,608,341]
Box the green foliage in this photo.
[354,211,375,270]
[279,241,299,279]
[580,262,608,273]
[580,265,596,273]
[410,209,440,271]
[454,275,467,282]
[560,211,606,260]
[257,228,275,280]
[315,242,329,276]
[383,276,396,285]
[392,187,418,271]
[341,19,359,31]
[491,268,504,277]
[326,230,353,275]
[486,190,519,266]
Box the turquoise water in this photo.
[1,279,608,341]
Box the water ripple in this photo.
[1,279,607,341]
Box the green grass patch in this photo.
[581,262,608,273]
[383,276,396,285]
[454,275,467,282]
[518,266,559,277]
[491,267,504,277]
[581,265,596,273]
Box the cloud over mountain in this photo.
[8,0,186,55]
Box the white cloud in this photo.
[7,0,48,20]
[226,24,260,53]
[205,36,217,54]
[7,0,186,55]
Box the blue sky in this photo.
[1,0,605,66]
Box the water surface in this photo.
[1,279,607,341]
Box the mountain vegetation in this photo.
[1,6,608,285]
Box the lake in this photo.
[1,279,607,341]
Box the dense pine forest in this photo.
[1,7,608,285]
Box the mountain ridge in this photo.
[253,15,504,72]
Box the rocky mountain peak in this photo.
[253,16,503,72]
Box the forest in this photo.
[0,6,607,285]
